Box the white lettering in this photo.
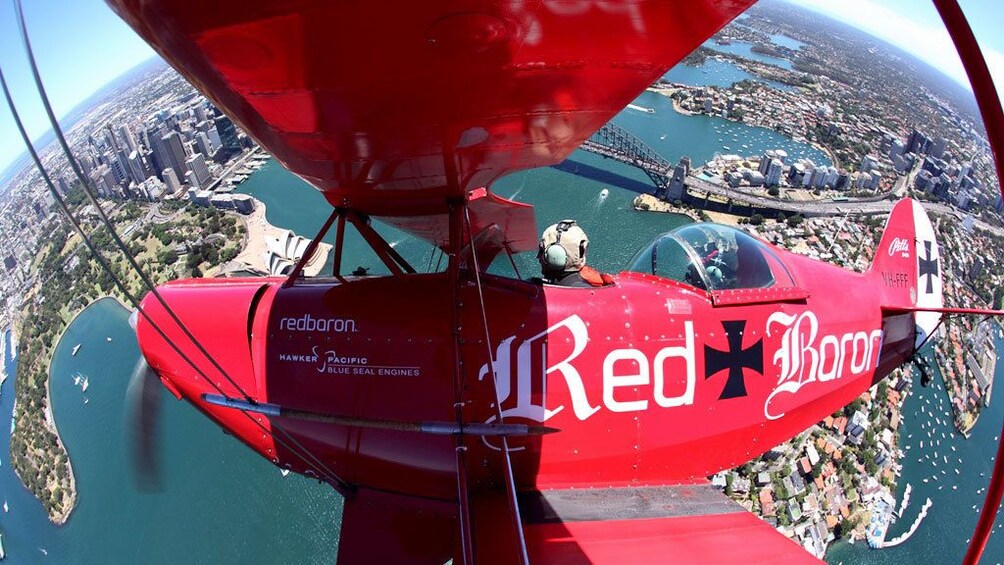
[653,321,696,407]
[765,311,884,420]
[481,315,696,424]
[603,349,649,412]
[279,314,358,333]
[888,237,910,258]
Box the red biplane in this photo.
[45,0,1003,562]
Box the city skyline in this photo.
[0,0,1002,182]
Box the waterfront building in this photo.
[823,166,838,188]
[232,194,255,214]
[766,158,783,186]
[262,229,315,276]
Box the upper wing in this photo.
[107,0,756,224]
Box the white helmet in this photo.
[538,220,588,273]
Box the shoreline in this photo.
[37,295,128,525]
[230,197,331,277]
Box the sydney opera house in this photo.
[262,229,314,276]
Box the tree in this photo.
[749,213,764,226]
[786,214,804,228]
[768,187,780,197]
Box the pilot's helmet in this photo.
[706,265,724,286]
[539,220,588,273]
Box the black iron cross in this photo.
[918,240,939,294]
[704,320,763,400]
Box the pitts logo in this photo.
[478,315,696,422]
[887,237,910,258]
[764,311,883,420]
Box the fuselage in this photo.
[136,232,909,502]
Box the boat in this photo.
[2,500,6,512]
[626,103,655,114]
[81,377,89,393]
[73,375,81,386]
[106,336,112,342]
[1,532,6,561]
[280,469,290,477]
[84,398,89,405]
[71,344,81,356]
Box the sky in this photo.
[0,0,1001,180]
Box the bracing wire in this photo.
[463,206,530,565]
[14,0,254,404]
[0,64,350,494]
[8,3,351,494]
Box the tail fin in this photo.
[870,198,944,348]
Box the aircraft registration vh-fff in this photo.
[74,0,1004,562]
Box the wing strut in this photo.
[464,202,531,565]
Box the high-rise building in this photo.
[195,132,215,160]
[186,153,212,188]
[930,137,947,160]
[214,115,241,158]
[859,155,878,173]
[118,124,139,153]
[162,131,189,178]
[162,167,182,194]
[127,150,147,185]
[765,159,783,187]
[185,169,202,189]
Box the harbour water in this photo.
[1,53,1002,563]
[663,58,796,92]
[826,337,1004,563]
[703,39,795,70]
[0,307,341,563]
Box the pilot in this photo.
[538,220,613,287]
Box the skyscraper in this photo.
[162,167,182,194]
[186,153,212,188]
[118,124,139,153]
[127,150,147,185]
[162,131,189,178]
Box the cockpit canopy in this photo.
[628,224,796,292]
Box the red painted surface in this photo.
[107,0,1004,561]
[524,513,819,564]
[136,200,929,519]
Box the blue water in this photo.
[826,330,1004,563]
[770,33,805,51]
[664,58,795,92]
[703,39,795,71]
[0,305,342,563]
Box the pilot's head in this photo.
[538,219,588,275]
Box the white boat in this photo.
[626,103,655,114]
[3,500,7,512]
[73,375,81,386]
[72,344,81,356]
[280,469,290,477]
[106,337,112,342]
[81,377,89,393]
